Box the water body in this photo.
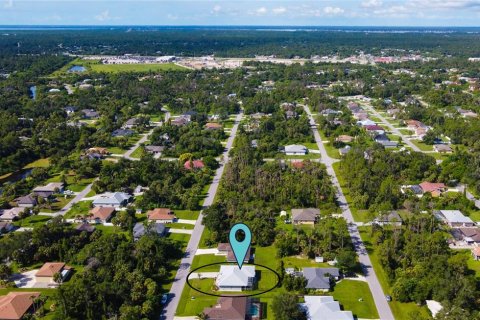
[29,86,36,100]
[0,168,33,195]
[68,65,87,73]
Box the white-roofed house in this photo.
[434,210,475,228]
[92,192,132,209]
[215,265,256,292]
[283,145,308,156]
[300,296,353,320]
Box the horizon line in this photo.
[1,24,480,28]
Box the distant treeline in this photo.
[2,29,480,58]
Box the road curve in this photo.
[303,104,395,320]
[161,112,243,320]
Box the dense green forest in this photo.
[2,28,480,57]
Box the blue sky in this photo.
[1,0,480,26]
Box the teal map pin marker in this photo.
[229,223,252,269]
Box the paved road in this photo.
[361,103,421,152]
[38,181,96,217]
[303,104,394,320]
[124,112,170,160]
[161,112,243,320]
[458,184,480,210]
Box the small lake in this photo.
[68,65,87,73]
[29,86,37,100]
[0,168,33,195]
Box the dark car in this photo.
[386,295,392,302]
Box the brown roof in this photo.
[217,243,251,262]
[205,122,223,130]
[203,297,247,320]
[473,247,480,256]
[419,182,446,193]
[336,135,353,143]
[36,262,68,277]
[89,206,115,221]
[0,292,40,320]
[147,208,175,221]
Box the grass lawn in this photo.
[167,233,191,249]
[358,226,431,320]
[410,140,433,152]
[38,195,72,213]
[13,214,51,228]
[190,254,226,272]
[174,210,200,220]
[89,62,187,73]
[130,146,144,159]
[176,278,218,317]
[64,200,93,219]
[459,249,480,278]
[331,280,379,319]
[317,130,341,159]
[107,146,128,154]
[303,142,319,151]
[284,153,321,160]
[167,223,195,230]
[23,158,50,169]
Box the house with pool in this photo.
[203,296,261,320]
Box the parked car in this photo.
[386,295,392,302]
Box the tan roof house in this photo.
[292,208,320,225]
[88,206,115,223]
[147,208,176,223]
[35,262,72,284]
[0,292,41,320]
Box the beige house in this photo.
[292,208,320,225]
[35,262,72,284]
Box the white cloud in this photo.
[408,0,480,9]
[95,10,112,22]
[4,0,13,9]
[361,0,383,8]
[212,5,221,13]
[272,7,287,15]
[255,7,268,15]
[373,5,409,17]
[323,6,345,15]
[167,13,178,20]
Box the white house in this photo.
[92,192,132,208]
[300,296,353,320]
[216,265,256,292]
[283,145,308,156]
[434,210,475,228]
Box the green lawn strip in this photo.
[284,153,321,160]
[107,146,128,154]
[460,249,480,278]
[198,227,213,248]
[176,279,218,316]
[410,140,433,152]
[174,210,200,220]
[468,211,480,222]
[330,280,379,319]
[167,223,195,230]
[317,130,342,159]
[38,196,72,213]
[63,200,93,219]
[190,254,226,272]
[332,162,371,223]
[129,146,144,159]
[167,233,191,249]
[13,215,52,228]
[399,129,412,135]
[95,224,127,235]
[23,158,50,169]
[303,142,319,151]
[357,226,431,320]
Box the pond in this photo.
[68,65,87,73]
[29,86,36,100]
[0,168,33,195]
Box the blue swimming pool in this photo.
[249,304,260,316]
